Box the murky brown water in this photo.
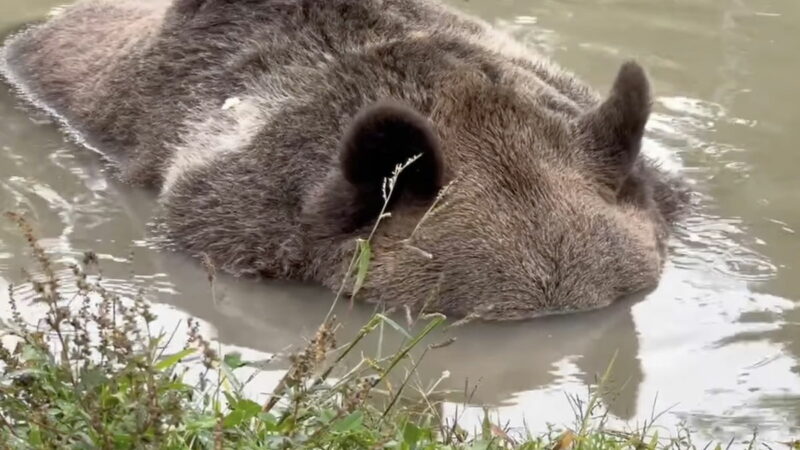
[1,0,798,443]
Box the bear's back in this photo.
[3,0,599,187]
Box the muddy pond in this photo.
[1,0,798,443]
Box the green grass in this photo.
[0,209,796,448]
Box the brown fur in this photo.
[1,0,690,320]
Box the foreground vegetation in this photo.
[0,211,795,449]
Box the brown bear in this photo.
[1,0,690,320]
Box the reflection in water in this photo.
[1,0,800,442]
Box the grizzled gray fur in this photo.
[2,0,689,320]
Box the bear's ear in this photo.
[305,101,445,236]
[577,61,651,189]
[340,100,444,199]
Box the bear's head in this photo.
[306,61,687,320]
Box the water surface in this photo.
[1,0,798,443]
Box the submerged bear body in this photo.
[2,0,689,320]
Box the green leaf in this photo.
[78,367,108,391]
[220,360,243,393]
[223,399,262,428]
[21,344,47,363]
[467,440,491,450]
[114,433,133,449]
[28,426,42,446]
[480,411,492,440]
[332,411,364,433]
[318,408,338,424]
[56,399,80,417]
[402,421,422,446]
[352,239,372,296]
[647,431,659,450]
[376,314,412,339]
[258,412,278,427]
[155,348,196,371]
[223,352,248,370]
[187,415,218,431]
